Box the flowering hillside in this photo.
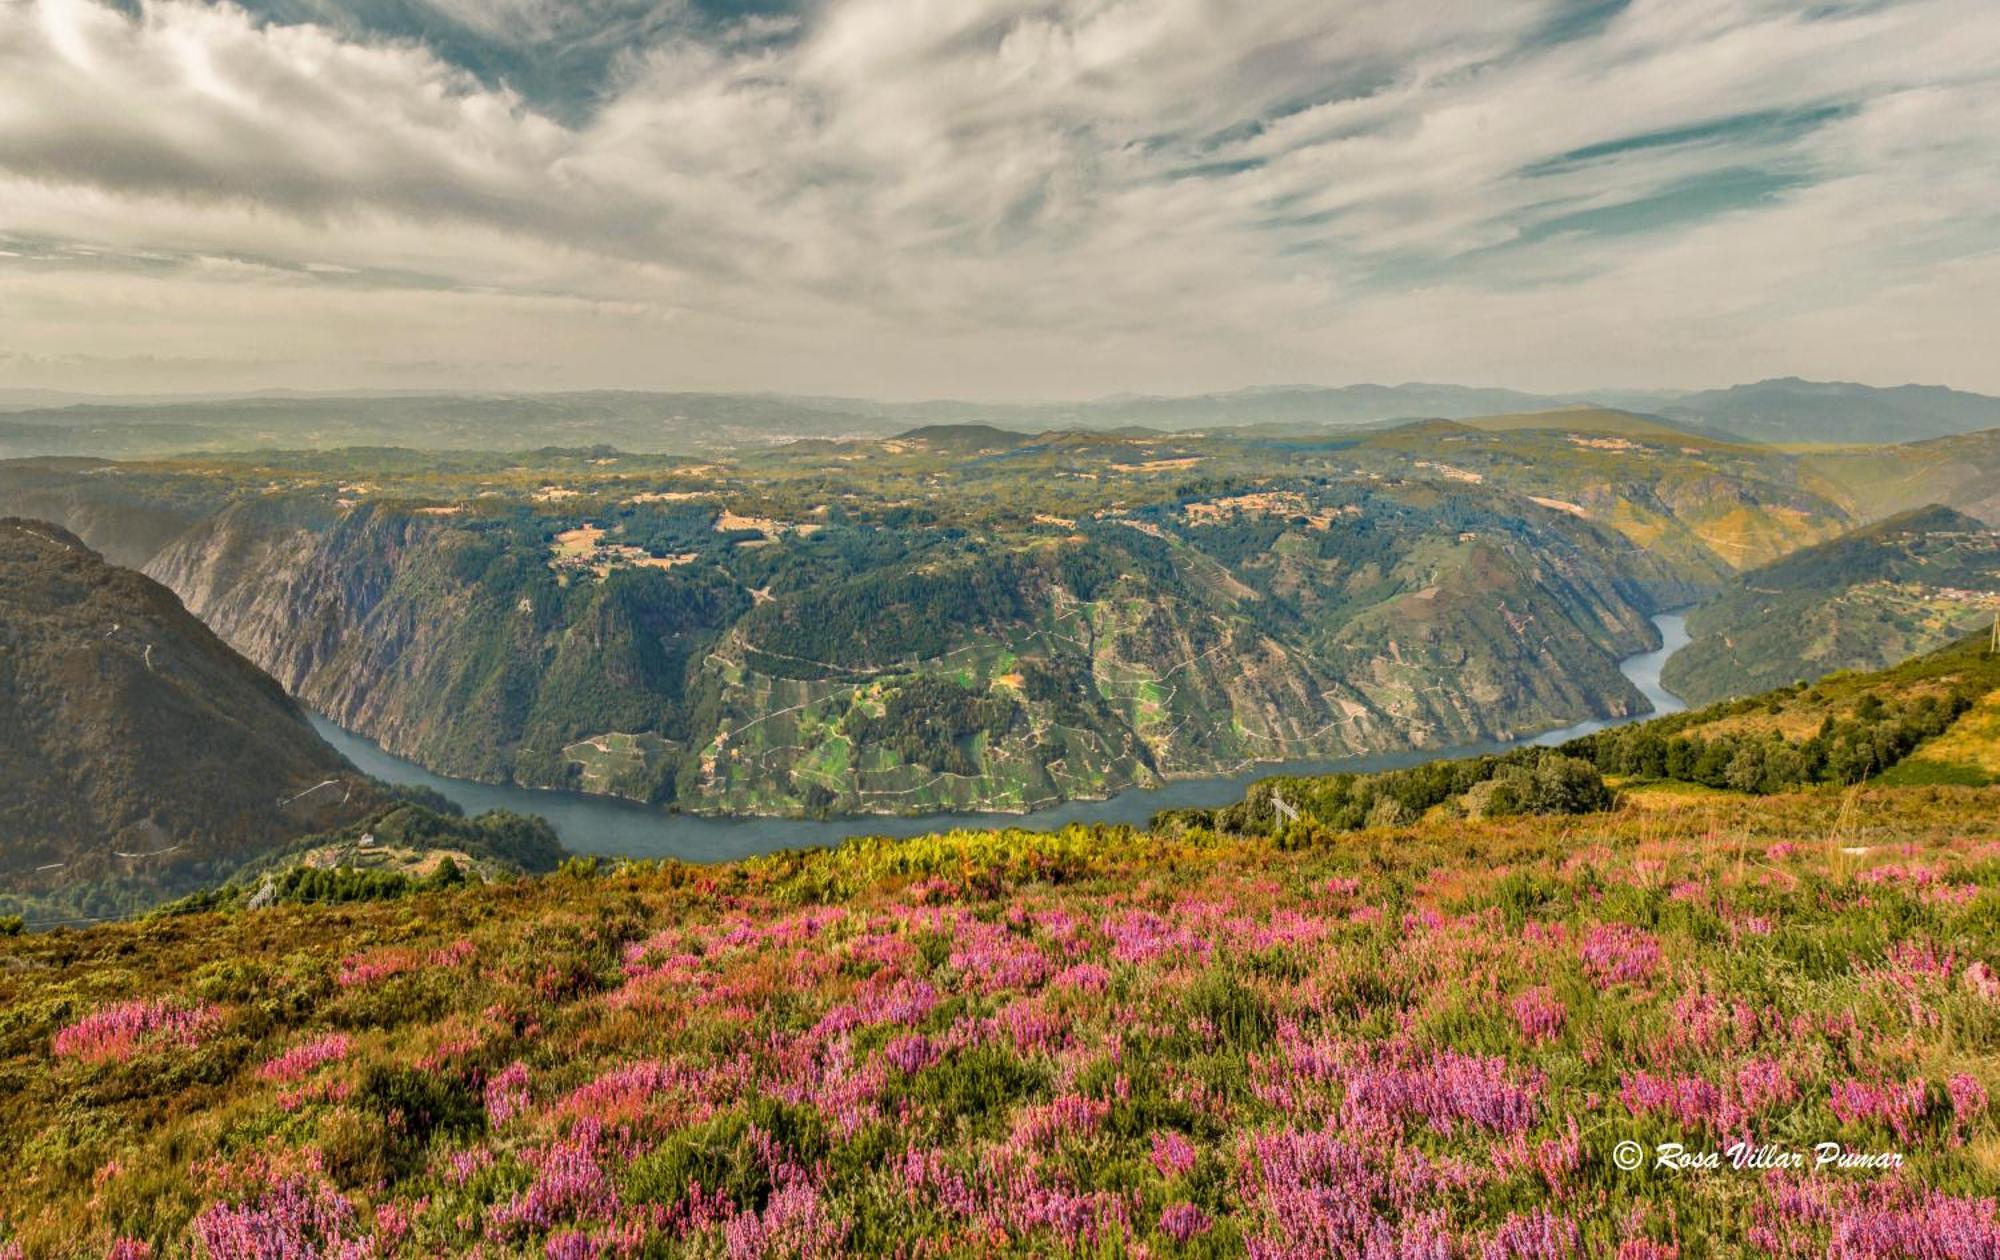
[1,788,1997,1258]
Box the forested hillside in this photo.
[0,418,1844,817]
[1662,507,2000,705]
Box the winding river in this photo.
[312,612,1689,863]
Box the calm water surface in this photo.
[313,613,1689,863]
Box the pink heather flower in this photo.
[1620,1071,1728,1131]
[997,1000,1068,1055]
[1948,1073,1989,1145]
[444,1148,495,1187]
[1829,1190,2000,1258]
[1509,988,1567,1044]
[335,950,414,988]
[723,1182,845,1260]
[1,1243,23,1260]
[1323,877,1361,898]
[105,1241,153,1260]
[1482,1208,1581,1260]
[1829,1078,1928,1144]
[1159,1204,1213,1243]
[486,1119,617,1239]
[1925,883,1978,908]
[1342,1050,1545,1135]
[986,1181,1131,1249]
[192,1175,369,1260]
[374,1200,415,1248]
[1241,1128,1391,1255]
[1579,924,1661,988]
[1616,1243,1679,1260]
[1965,961,2000,1003]
[1733,1059,1799,1115]
[1151,1131,1198,1178]
[948,921,1052,993]
[1053,963,1113,993]
[1876,940,1957,991]
[1103,910,1209,965]
[1010,1094,1110,1149]
[52,998,221,1063]
[545,1231,598,1260]
[258,1033,350,1083]
[812,978,939,1039]
[485,1061,532,1127]
[882,1033,938,1075]
[896,1149,977,1219]
[429,938,479,968]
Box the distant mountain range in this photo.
[4,378,2000,459]
[0,519,377,920]
[1650,379,2000,446]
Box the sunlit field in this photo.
[3,788,1996,1258]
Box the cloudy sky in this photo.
[1,0,1997,399]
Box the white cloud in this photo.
[0,0,1995,397]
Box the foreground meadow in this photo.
[2,788,1997,1258]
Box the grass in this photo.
[1,783,1996,1257]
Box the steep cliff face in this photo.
[0,519,374,909]
[149,503,556,784]
[127,483,1685,816]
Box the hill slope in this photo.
[1660,506,2000,705]
[5,432,1784,818]
[0,519,375,918]
[1,661,1995,1255]
[1802,427,2000,525]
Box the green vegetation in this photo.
[1663,505,2000,704]
[2,777,1996,1256]
[1,638,1998,1255]
[150,804,566,917]
[1166,748,1616,837]
[1173,629,2000,841]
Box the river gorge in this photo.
[313,613,1691,863]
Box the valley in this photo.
[6,407,1996,848]
[309,613,1692,862]
[2,401,1997,878]
[2,413,1842,825]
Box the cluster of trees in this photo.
[148,806,566,919]
[741,557,1032,678]
[844,678,1018,777]
[608,502,739,556]
[162,858,473,915]
[1184,748,1615,837]
[1568,689,1973,793]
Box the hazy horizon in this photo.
[3,0,1998,399]
[3,373,1999,411]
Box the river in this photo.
[312,612,1689,863]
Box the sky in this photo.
[0,0,1997,400]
